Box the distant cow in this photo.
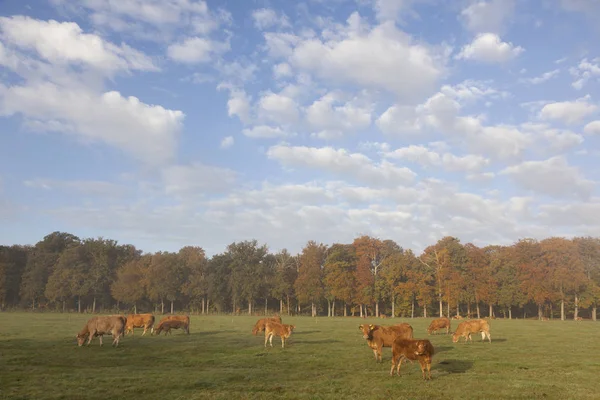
[427,317,451,335]
[252,316,283,335]
[76,315,126,347]
[264,321,295,348]
[452,319,491,343]
[575,317,583,321]
[125,313,155,336]
[452,315,463,320]
[158,315,190,334]
[154,319,187,335]
[359,323,414,363]
[390,339,435,379]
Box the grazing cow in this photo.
[76,315,125,347]
[390,339,435,379]
[125,313,155,336]
[154,319,187,335]
[452,315,463,320]
[359,323,414,363]
[541,317,549,321]
[252,316,283,335]
[427,317,451,335]
[159,315,190,334]
[575,317,583,321]
[264,322,295,348]
[452,319,491,343]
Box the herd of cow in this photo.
[251,315,492,380]
[75,313,189,347]
[76,313,491,381]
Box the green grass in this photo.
[1,313,599,400]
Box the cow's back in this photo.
[391,323,413,339]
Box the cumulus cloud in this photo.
[539,96,598,125]
[501,156,594,200]
[167,37,229,63]
[258,92,300,125]
[161,163,236,195]
[385,145,490,172]
[460,0,515,34]
[242,125,290,139]
[456,33,524,63]
[569,58,600,90]
[252,8,290,30]
[0,82,184,165]
[306,93,372,137]
[584,120,600,135]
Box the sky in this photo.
[1,0,600,257]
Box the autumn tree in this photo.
[111,257,149,313]
[271,249,298,315]
[295,241,327,317]
[323,244,356,317]
[574,237,600,321]
[179,246,208,314]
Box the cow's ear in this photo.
[369,324,374,330]
[358,325,363,330]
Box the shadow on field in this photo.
[436,359,473,374]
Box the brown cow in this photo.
[154,319,187,335]
[427,317,451,335]
[125,313,155,336]
[390,339,435,379]
[159,315,190,334]
[452,319,491,343]
[252,316,283,335]
[264,321,295,348]
[359,323,414,363]
[575,316,583,321]
[452,315,463,320]
[76,315,125,347]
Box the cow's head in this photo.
[415,341,428,355]
[451,332,459,343]
[358,324,376,339]
[76,333,86,346]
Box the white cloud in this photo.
[368,0,420,22]
[23,178,129,197]
[218,85,251,124]
[584,120,600,135]
[569,58,600,90]
[252,8,290,30]
[266,144,416,187]
[220,136,234,148]
[282,13,448,99]
[306,93,372,136]
[501,156,594,200]
[167,37,229,64]
[273,63,293,79]
[385,145,489,172]
[520,69,560,85]
[242,125,289,139]
[460,0,515,34]
[456,33,524,63]
[258,92,300,125]
[161,163,236,195]
[377,105,422,135]
[0,16,158,73]
[0,82,184,165]
[539,96,598,125]
[521,123,584,152]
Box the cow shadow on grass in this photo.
[436,359,473,374]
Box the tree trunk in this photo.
[134,304,137,314]
[311,302,315,317]
[264,297,268,316]
[477,303,481,319]
[161,299,164,314]
[344,302,347,317]
[170,300,174,314]
[424,304,427,318]
[447,302,450,318]
[78,296,81,313]
[538,304,543,320]
[391,293,395,318]
[550,303,553,319]
[32,298,35,311]
[327,299,331,317]
[574,294,579,320]
[333,300,336,316]
[201,298,205,315]
[287,295,290,316]
[411,298,415,319]
[62,300,65,313]
[248,300,252,315]
[375,302,379,318]
[467,303,471,318]
[509,308,512,319]
[593,306,597,321]
[489,304,493,318]
[439,299,443,317]
[360,304,363,318]
[92,297,96,313]
[457,303,459,317]
[561,299,565,321]
[280,299,283,314]
[206,299,210,314]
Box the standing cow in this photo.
[359,323,414,363]
[76,316,126,347]
[390,338,435,379]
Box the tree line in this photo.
[1,232,599,321]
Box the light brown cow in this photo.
[264,321,295,348]
[359,323,414,363]
[154,319,187,335]
[125,313,155,336]
[427,317,451,335]
[452,319,491,343]
[452,315,463,320]
[76,315,126,347]
[252,316,283,335]
[158,315,190,334]
[575,316,583,321]
[390,339,435,380]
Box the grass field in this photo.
[1,313,599,400]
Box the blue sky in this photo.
[1,0,600,256]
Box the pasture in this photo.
[1,313,599,400]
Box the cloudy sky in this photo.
[1,0,600,256]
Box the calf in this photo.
[427,317,451,335]
[252,316,283,335]
[76,316,125,347]
[158,315,190,334]
[154,319,187,335]
[125,313,155,336]
[359,323,414,363]
[452,319,491,343]
[264,321,295,348]
[390,339,435,379]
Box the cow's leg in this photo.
[377,346,383,363]
[281,337,285,348]
[427,361,432,380]
[390,354,398,376]
[98,334,103,346]
[269,334,274,347]
[487,332,492,343]
[396,357,403,376]
[372,349,378,361]
[142,326,147,336]
[419,359,426,379]
[264,333,269,347]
